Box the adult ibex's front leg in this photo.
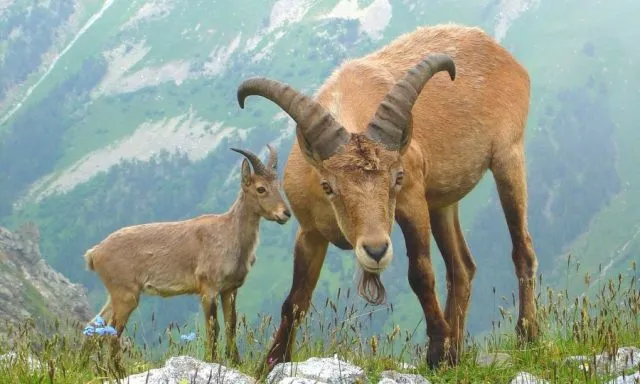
[430,203,476,357]
[263,228,328,373]
[396,185,453,369]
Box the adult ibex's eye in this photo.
[256,186,266,194]
[320,181,333,196]
[395,171,405,186]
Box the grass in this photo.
[0,259,638,383]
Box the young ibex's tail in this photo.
[84,247,96,271]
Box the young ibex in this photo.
[83,145,291,363]
[237,24,539,371]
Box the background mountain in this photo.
[0,223,92,344]
[1,0,638,344]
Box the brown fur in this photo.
[84,151,291,363]
[244,24,538,372]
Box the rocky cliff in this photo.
[0,223,92,340]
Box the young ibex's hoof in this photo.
[226,349,241,366]
[516,316,539,344]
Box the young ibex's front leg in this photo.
[263,228,328,373]
[201,291,220,362]
[396,185,453,369]
[221,288,240,365]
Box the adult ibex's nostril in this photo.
[363,242,389,263]
[283,209,291,218]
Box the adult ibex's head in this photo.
[231,145,291,225]
[237,54,455,275]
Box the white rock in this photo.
[565,347,640,376]
[277,378,326,384]
[510,372,550,384]
[607,371,640,384]
[118,355,256,384]
[379,370,430,383]
[267,356,367,384]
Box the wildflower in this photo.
[180,332,196,342]
[95,325,118,336]
[82,325,95,336]
[93,315,106,327]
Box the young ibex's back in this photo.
[84,146,291,363]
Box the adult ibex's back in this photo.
[238,24,538,371]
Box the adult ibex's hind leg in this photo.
[263,228,328,373]
[430,203,476,356]
[491,143,539,342]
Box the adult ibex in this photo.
[83,146,291,363]
[238,24,539,370]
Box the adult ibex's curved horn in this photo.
[230,147,268,176]
[366,54,456,152]
[237,77,350,161]
[266,144,278,171]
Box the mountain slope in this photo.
[0,223,92,343]
[1,0,638,341]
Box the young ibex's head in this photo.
[237,54,455,281]
[231,146,291,225]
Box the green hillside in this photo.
[1,0,638,345]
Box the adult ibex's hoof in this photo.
[258,345,288,376]
[426,338,459,370]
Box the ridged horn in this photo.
[266,144,278,171]
[366,53,456,152]
[237,77,350,161]
[230,147,268,176]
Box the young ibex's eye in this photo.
[256,186,266,194]
[395,171,405,186]
[320,181,333,196]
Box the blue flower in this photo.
[180,332,196,342]
[83,325,95,336]
[93,315,106,327]
[95,325,118,336]
[82,320,117,337]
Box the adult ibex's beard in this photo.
[357,268,387,305]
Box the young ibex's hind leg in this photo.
[201,290,220,361]
[430,203,476,357]
[97,296,113,322]
[221,288,240,364]
[110,290,139,336]
[491,142,539,342]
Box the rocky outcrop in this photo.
[113,356,257,384]
[0,222,92,342]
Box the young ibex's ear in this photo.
[241,159,252,186]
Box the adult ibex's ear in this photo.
[240,159,252,186]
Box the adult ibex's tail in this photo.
[84,247,96,271]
